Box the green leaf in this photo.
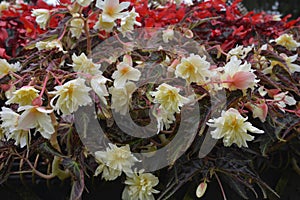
[275,170,290,196]
[62,158,85,200]
[36,141,66,159]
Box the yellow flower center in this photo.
[167,90,177,101]
[185,62,194,73]
[120,66,130,75]
[106,6,115,17]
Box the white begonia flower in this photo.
[76,0,93,7]
[90,73,110,105]
[0,59,21,77]
[70,14,85,39]
[118,8,141,36]
[175,54,211,85]
[162,28,174,43]
[43,0,59,7]
[93,14,116,32]
[96,0,130,23]
[94,143,139,180]
[274,33,300,51]
[272,14,282,21]
[150,83,189,114]
[273,92,296,112]
[35,40,67,53]
[280,53,300,73]
[109,81,136,115]
[0,107,29,148]
[153,106,176,133]
[122,169,160,200]
[17,105,54,139]
[70,53,101,76]
[50,78,92,115]
[111,55,141,88]
[183,0,194,5]
[0,1,10,12]
[227,44,253,61]
[221,56,259,91]
[174,0,183,4]
[5,86,39,106]
[94,158,123,181]
[207,108,264,148]
[5,85,16,100]
[31,9,50,30]
[258,86,267,97]
[262,53,300,75]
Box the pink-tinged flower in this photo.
[196,181,207,198]
[96,0,130,22]
[112,55,141,88]
[245,100,268,122]
[221,56,259,91]
[207,108,264,148]
[17,106,54,139]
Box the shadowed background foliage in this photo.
[243,0,300,19]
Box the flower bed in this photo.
[0,0,300,199]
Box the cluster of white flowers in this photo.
[1,100,55,148]
[32,0,140,37]
[95,0,141,35]
[94,144,160,200]
[36,40,67,53]
[0,59,21,78]
[4,2,300,199]
[0,1,10,12]
[31,9,50,30]
[274,33,300,51]
[227,44,253,60]
[70,14,85,39]
[0,52,110,148]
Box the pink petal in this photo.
[231,71,255,90]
